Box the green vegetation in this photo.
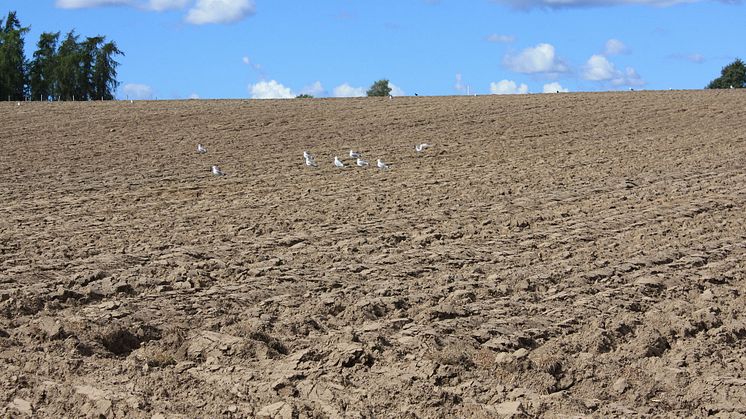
[706,58,746,89]
[366,79,392,97]
[296,94,313,98]
[0,10,123,101]
[0,11,29,101]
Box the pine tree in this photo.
[0,11,30,101]
[80,36,104,100]
[92,40,123,100]
[29,31,60,101]
[55,30,83,100]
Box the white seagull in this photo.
[376,159,389,170]
[197,144,207,154]
[349,150,362,159]
[334,156,345,168]
[303,151,317,167]
[211,165,225,176]
[415,143,432,152]
[356,158,369,167]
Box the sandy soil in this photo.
[1,90,745,418]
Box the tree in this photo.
[706,58,746,89]
[296,94,313,98]
[366,79,392,97]
[29,31,60,101]
[0,11,123,101]
[91,39,122,100]
[80,35,104,99]
[55,30,83,100]
[0,11,30,101]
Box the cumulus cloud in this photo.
[300,81,326,97]
[249,80,294,99]
[583,54,644,87]
[188,92,200,99]
[543,82,569,93]
[491,0,715,9]
[604,38,629,56]
[490,80,529,95]
[486,34,515,43]
[583,55,616,81]
[503,43,568,74]
[333,83,366,97]
[121,83,154,100]
[186,0,256,24]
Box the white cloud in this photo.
[300,81,326,97]
[249,80,294,99]
[486,34,515,43]
[604,38,629,56]
[188,93,200,99]
[148,0,188,10]
[57,0,256,24]
[503,43,568,74]
[333,83,366,97]
[121,83,154,100]
[612,67,645,86]
[543,82,569,93]
[583,54,644,87]
[186,0,256,24]
[242,56,250,65]
[491,0,711,9]
[583,55,616,81]
[389,82,405,96]
[56,0,132,7]
[490,80,529,95]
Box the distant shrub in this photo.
[367,79,392,97]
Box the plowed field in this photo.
[1,90,745,417]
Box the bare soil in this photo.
[1,90,745,418]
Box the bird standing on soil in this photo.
[349,150,362,159]
[197,144,207,154]
[334,156,345,168]
[376,159,389,170]
[415,143,432,152]
[356,158,369,167]
[211,165,225,176]
[304,151,317,167]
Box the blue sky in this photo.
[5,0,744,99]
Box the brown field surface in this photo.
[1,90,745,418]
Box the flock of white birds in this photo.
[201,143,432,176]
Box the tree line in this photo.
[0,10,123,101]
